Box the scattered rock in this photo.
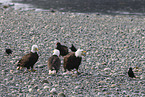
[29,88,33,92]
[3,5,9,9]
[43,86,49,89]
[41,80,49,84]
[104,68,111,71]
[10,70,14,74]
[57,92,66,97]
[110,84,116,87]
[50,88,57,95]
[34,85,39,89]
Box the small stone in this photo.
[41,80,49,84]
[19,89,23,93]
[8,3,15,6]
[50,88,57,94]
[32,79,36,83]
[3,5,9,8]
[134,90,140,93]
[102,88,107,91]
[29,88,33,92]
[34,85,39,89]
[102,62,107,65]
[44,86,49,89]
[104,68,111,71]
[75,86,80,89]
[95,50,98,53]
[43,83,49,86]
[57,92,66,97]
[98,81,106,83]
[37,89,40,92]
[140,74,145,79]
[28,85,32,89]
[2,70,5,75]
[10,70,14,74]
[106,78,111,81]
[111,84,116,87]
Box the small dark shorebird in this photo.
[128,67,136,78]
[56,42,69,56]
[5,49,13,55]
[69,44,77,52]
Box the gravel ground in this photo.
[0,8,145,97]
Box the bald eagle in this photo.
[63,49,86,74]
[69,44,77,52]
[47,49,61,74]
[128,67,136,78]
[17,45,39,72]
[56,42,69,56]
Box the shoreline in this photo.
[0,1,145,16]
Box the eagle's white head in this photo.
[53,49,60,57]
[75,49,86,57]
[31,45,39,53]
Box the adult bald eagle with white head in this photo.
[17,45,39,72]
[47,49,61,74]
[63,49,86,74]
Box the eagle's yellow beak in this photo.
[36,48,39,51]
[82,51,86,56]
[134,66,139,69]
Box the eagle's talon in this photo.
[28,69,32,72]
[17,66,23,70]
[32,69,36,72]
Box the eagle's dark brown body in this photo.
[63,52,82,72]
[56,42,69,56]
[17,52,39,70]
[47,55,61,73]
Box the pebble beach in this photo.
[0,7,145,97]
